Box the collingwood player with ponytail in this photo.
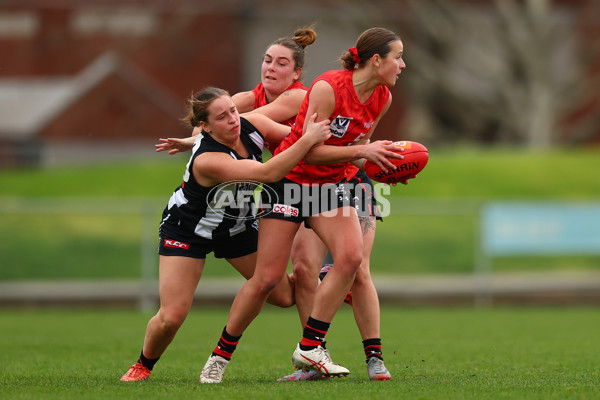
[120,87,330,382]
[156,27,317,155]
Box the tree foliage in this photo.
[392,0,600,148]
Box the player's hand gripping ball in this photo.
[364,141,429,184]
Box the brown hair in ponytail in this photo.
[341,27,400,70]
[268,26,317,78]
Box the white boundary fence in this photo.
[2,197,600,309]
[0,197,163,311]
[0,196,483,310]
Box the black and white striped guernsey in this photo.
[159,117,265,240]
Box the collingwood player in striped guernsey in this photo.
[121,87,331,382]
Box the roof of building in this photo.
[0,51,182,140]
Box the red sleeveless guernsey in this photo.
[275,69,390,184]
[252,80,306,153]
[251,80,306,127]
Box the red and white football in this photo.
[364,141,429,184]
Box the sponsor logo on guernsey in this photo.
[164,239,190,249]
[272,204,299,217]
[330,116,353,138]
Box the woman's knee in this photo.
[291,241,322,276]
[333,249,363,273]
[252,274,286,296]
[352,263,373,287]
[291,254,311,275]
[156,307,188,333]
[292,259,319,288]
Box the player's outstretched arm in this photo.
[155,136,196,155]
[193,114,330,186]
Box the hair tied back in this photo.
[349,47,361,64]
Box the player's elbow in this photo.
[303,154,317,165]
[303,145,329,165]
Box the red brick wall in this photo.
[41,73,188,140]
[0,4,243,142]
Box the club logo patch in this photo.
[330,116,353,138]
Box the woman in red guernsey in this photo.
[198,27,406,383]
[232,28,313,145]
[159,28,316,155]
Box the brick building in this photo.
[0,0,598,166]
[0,1,244,166]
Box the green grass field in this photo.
[1,147,599,198]
[0,306,598,400]
[1,149,599,399]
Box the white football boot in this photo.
[291,344,349,377]
[199,355,229,383]
[367,357,391,381]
